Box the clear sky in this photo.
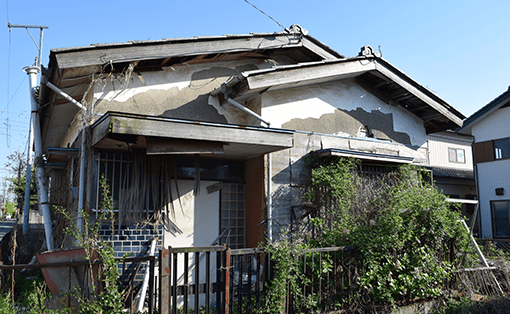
[1,0,510,196]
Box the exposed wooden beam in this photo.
[55,36,303,70]
[356,76,391,104]
[374,62,463,127]
[374,80,391,89]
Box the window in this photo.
[448,148,465,163]
[494,138,510,160]
[492,200,510,238]
[475,138,510,163]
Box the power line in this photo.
[243,0,286,31]
[1,75,27,114]
[5,0,9,23]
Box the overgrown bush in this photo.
[265,157,471,312]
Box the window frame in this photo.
[448,147,466,164]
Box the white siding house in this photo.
[426,131,477,232]
[459,88,510,238]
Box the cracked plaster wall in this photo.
[91,59,277,124]
[261,79,427,147]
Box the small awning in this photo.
[314,148,414,164]
[91,112,294,159]
[45,147,80,168]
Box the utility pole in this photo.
[8,23,53,249]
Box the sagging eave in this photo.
[91,112,295,160]
[221,56,465,134]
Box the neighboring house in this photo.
[426,131,477,233]
[36,26,465,257]
[459,88,510,239]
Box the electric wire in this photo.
[243,0,286,31]
[1,75,27,114]
[6,0,11,148]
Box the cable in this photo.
[243,0,286,31]
[1,75,26,114]
[5,0,9,25]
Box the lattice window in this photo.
[219,183,246,249]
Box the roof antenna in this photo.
[243,0,289,33]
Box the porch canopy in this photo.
[91,112,294,159]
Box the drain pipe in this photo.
[267,153,273,243]
[225,98,271,127]
[24,66,54,250]
[43,78,88,235]
[22,100,35,234]
[222,91,274,242]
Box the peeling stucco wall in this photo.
[261,79,427,147]
[92,60,273,124]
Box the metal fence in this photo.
[158,245,358,314]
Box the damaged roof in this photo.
[216,46,465,134]
[38,28,466,151]
[38,28,343,151]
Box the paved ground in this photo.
[0,219,16,241]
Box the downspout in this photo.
[43,78,89,235]
[471,135,482,237]
[77,128,86,234]
[221,88,274,242]
[24,66,54,250]
[226,97,274,241]
[22,100,35,234]
[267,153,273,243]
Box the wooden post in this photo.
[159,248,170,314]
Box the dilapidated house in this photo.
[36,26,465,256]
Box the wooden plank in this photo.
[55,36,300,70]
[146,137,224,155]
[108,115,294,148]
[302,37,341,60]
[91,115,112,146]
[245,59,376,91]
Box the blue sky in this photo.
[1,0,510,194]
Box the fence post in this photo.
[225,248,231,314]
[159,248,170,314]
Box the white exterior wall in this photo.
[477,160,510,237]
[471,106,510,238]
[471,106,510,142]
[163,180,220,248]
[164,180,220,307]
[427,132,473,170]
